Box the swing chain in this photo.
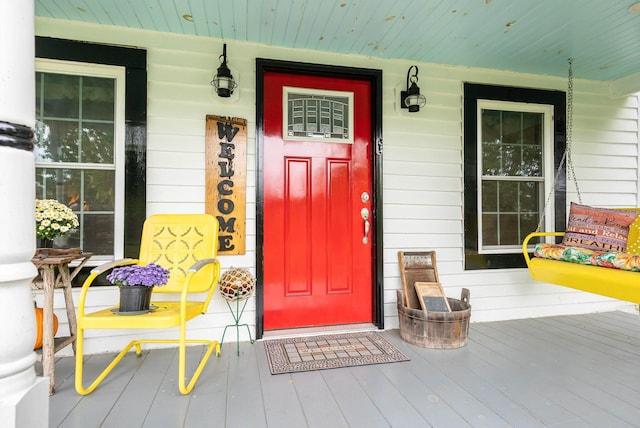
[537,152,567,232]
[535,58,581,232]
[566,58,582,204]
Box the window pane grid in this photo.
[34,68,118,257]
[479,106,546,252]
[482,181,542,248]
[481,110,543,178]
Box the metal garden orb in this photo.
[219,267,255,301]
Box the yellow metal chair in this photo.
[75,214,222,395]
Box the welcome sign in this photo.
[205,115,247,255]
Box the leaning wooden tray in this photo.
[398,250,440,310]
[414,281,451,313]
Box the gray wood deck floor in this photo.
[44,311,640,428]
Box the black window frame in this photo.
[36,36,147,283]
[464,83,566,270]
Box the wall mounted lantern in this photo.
[400,65,427,112]
[211,44,237,98]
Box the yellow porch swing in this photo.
[521,59,640,304]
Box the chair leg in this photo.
[114,338,220,394]
[74,326,85,394]
[75,328,140,395]
[75,331,220,395]
[178,339,220,394]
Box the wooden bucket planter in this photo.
[396,289,471,349]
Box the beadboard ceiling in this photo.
[35,0,640,84]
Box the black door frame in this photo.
[255,59,384,339]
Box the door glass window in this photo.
[283,86,353,143]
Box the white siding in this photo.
[36,17,640,353]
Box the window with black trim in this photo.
[35,37,147,280]
[35,60,125,262]
[464,83,566,270]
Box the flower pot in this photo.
[37,238,53,248]
[119,285,154,312]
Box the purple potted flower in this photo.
[107,263,170,313]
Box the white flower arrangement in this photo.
[35,199,79,241]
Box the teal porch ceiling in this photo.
[35,0,640,82]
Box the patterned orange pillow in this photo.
[534,243,567,260]
[534,244,601,264]
[561,202,637,252]
[594,252,640,271]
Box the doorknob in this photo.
[360,207,370,245]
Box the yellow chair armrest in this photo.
[522,232,565,266]
[181,258,221,314]
[188,258,219,273]
[89,258,139,276]
[77,258,139,317]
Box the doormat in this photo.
[264,331,409,375]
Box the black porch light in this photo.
[210,43,237,98]
[400,65,427,112]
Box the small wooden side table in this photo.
[32,248,92,394]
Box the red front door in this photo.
[262,71,373,330]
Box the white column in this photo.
[0,1,49,427]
